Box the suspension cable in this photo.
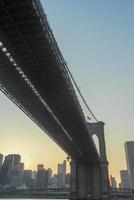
[65,63,99,122]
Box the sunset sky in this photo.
[0,0,134,184]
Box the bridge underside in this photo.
[0,1,111,199]
[0,0,98,162]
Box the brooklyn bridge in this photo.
[0,1,132,200]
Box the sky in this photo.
[0,0,134,184]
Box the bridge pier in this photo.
[70,122,109,200]
[70,160,109,200]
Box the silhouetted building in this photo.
[11,162,24,187]
[23,170,33,188]
[0,154,21,185]
[65,173,70,187]
[32,171,36,180]
[110,175,117,188]
[57,160,66,188]
[37,164,44,171]
[47,168,52,186]
[0,156,11,185]
[0,153,3,170]
[36,164,48,189]
[12,154,21,166]
[63,160,66,177]
[125,141,134,189]
[120,170,130,188]
[51,174,57,188]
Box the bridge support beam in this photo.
[70,160,109,200]
[70,122,109,200]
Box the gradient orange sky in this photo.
[0,0,134,185]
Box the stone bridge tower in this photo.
[70,121,109,200]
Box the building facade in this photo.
[36,164,48,189]
[0,154,21,185]
[57,160,66,188]
[0,153,3,170]
[125,141,134,189]
[109,175,117,188]
[120,170,130,188]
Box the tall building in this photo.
[0,156,12,185]
[36,164,48,189]
[51,174,57,188]
[32,171,36,180]
[0,153,3,169]
[63,160,66,177]
[120,170,130,188]
[11,162,24,187]
[65,173,70,187]
[125,141,134,189]
[57,160,66,188]
[37,164,44,171]
[0,154,21,185]
[12,154,21,166]
[57,164,63,188]
[47,168,52,186]
[109,175,117,188]
[23,170,33,188]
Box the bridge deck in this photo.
[0,0,98,162]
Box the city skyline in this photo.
[0,152,68,176]
[0,0,134,184]
[0,153,69,189]
[0,149,133,189]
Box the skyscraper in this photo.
[63,160,66,187]
[0,155,12,185]
[57,160,66,188]
[57,164,63,188]
[65,173,70,187]
[51,174,57,188]
[63,160,66,177]
[0,154,21,185]
[11,162,24,187]
[37,164,44,171]
[109,175,117,188]
[125,141,134,189]
[36,164,48,189]
[120,170,130,188]
[0,153,3,169]
[47,168,52,186]
[23,170,33,188]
